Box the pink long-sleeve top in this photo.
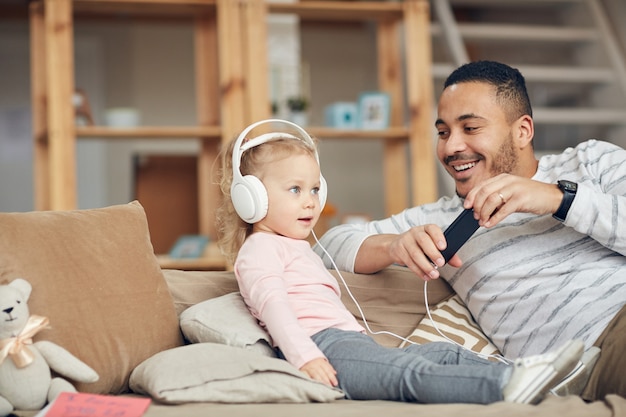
[235,232,365,369]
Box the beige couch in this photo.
[1,201,625,417]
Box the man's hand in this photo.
[300,357,338,387]
[387,225,463,280]
[464,173,563,227]
[355,226,464,277]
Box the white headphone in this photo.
[231,119,327,223]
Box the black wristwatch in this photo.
[553,180,578,222]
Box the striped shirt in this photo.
[314,139,626,358]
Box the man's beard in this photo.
[455,133,519,198]
[491,132,519,176]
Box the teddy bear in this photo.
[0,278,99,416]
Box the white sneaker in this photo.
[502,340,584,404]
[550,346,601,397]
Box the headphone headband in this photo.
[240,132,300,152]
[232,119,319,175]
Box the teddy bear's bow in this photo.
[0,315,49,368]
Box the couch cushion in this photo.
[162,269,240,316]
[179,292,276,357]
[163,265,455,348]
[399,294,501,357]
[0,201,184,394]
[129,343,345,404]
[330,266,455,347]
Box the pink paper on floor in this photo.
[44,392,151,417]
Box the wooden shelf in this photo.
[268,1,404,21]
[75,126,222,139]
[75,126,407,141]
[307,126,410,141]
[72,0,217,18]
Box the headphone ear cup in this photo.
[318,174,328,211]
[231,175,268,223]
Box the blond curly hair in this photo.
[216,134,318,264]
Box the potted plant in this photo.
[286,96,309,112]
[286,95,309,126]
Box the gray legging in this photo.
[310,328,511,404]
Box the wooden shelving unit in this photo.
[29,0,247,270]
[29,0,435,270]
[29,0,227,225]
[264,0,437,215]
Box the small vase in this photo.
[288,111,308,127]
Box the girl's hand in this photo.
[300,357,338,387]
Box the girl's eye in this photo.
[289,186,300,194]
[311,187,320,196]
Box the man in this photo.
[314,60,626,401]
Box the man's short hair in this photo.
[444,60,533,122]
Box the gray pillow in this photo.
[129,343,345,403]
[179,292,276,357]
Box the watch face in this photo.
[559,180,577,192]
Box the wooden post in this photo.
[378,18,408,216]
[217,0,246,142]
[404,0,437,205]
[45,0,77,210]
[195,11,221,239]
[242,0,271,123]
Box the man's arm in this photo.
[352,234,396,274]
[565,183,626,256]
[314,209,460,279]
[465,140,626,255]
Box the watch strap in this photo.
[553,181,577,222]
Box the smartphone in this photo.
[439,208,480,264]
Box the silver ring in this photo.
[498,192,506,204]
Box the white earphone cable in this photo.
[312,230,510,364]
[312,230,417,345]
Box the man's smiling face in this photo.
[435,81,521,198]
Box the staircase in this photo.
[430,0,626,152]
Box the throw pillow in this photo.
[179,292,276,357]
[399,294,501,358]
[162,269,240,316]
[129,343,345,403]
[0,201,184,394]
